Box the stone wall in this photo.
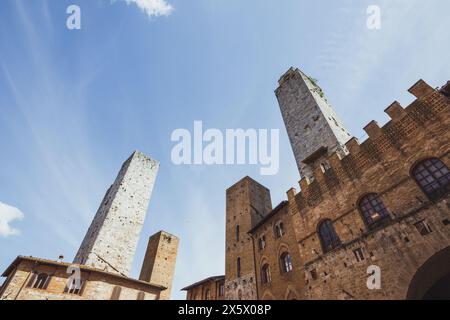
[139,231,179,300]
[275,67,351,179]
[185,278,225,300]
[225,177,272,300]
[0,259,161,300]
[285,80,450,299]
[73,151,159,276]
[251,202,305,300]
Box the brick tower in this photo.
[73,151,159,276]
[139,231,179,300]
[275,67,351,179]
[225,176,272,300]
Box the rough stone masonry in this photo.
[73,151,160,276]
[275,67,352,180]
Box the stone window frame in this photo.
[204,289,211,300]
[353,247,365,262]
[411,157,450,201]
[279,252,293,274]
[317,219,341,254]
[218,283,224,297]
[258,235,266,251]
[64,278,86,296]
[261,263,272,285]
[27,271,52,290]
[237,257,241,278]
[414,219,433,236]
[274,220,285,239]
[358,193,391,230]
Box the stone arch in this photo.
[406,246,450,300]
[357,193,391,229]
[258,255,270,267]
[408,155,449,176]
[276,243,290,259]
[261,290,276,300]
[409,157,450,200]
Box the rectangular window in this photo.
[414,220,433,236]
[28,272,51,290]
[353,248,365,262]
[64,279,86,295]
[219,284,224,296]
[258,236,266,250]
[310,269,318,280]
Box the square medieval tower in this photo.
[73,151,159,276]
[275,67,352,179]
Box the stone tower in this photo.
[73,151,159,276]
[225,176,272,300]
[139,231,179,300]
[275,67,351,179]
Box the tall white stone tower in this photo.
[73,151,159,276]
[275,67,351,179]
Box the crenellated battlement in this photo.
[286,79,450,210]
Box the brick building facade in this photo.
[182,68,450,300]
[182,276,225,300]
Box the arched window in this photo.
[318,219,341,253]
[205,289,211,300]
[236,225,240,241]
[274,221,285,238]
[412,158,450,200]
[110,286,122,300]
[237,258,241,277]
[28,272,51,290]
[359,193,390,228]
[280,252,293,273]
[261,264,271,284]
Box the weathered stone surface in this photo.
[73,151,159,277]
[184,72,450,300]
[0,257,161,300]
[1,152,180,301]
[139,231,179,300]
[275,67,351,179]
[183,276,225,300]
[224,176,272,300]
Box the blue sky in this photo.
[0,0,449,299]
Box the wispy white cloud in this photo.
[1,1,108,249]
[0,202,24,237]
[122,0,174,17]
[311,0,450,139]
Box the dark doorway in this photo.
[407,246,450,300]
[422,272,450,300]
